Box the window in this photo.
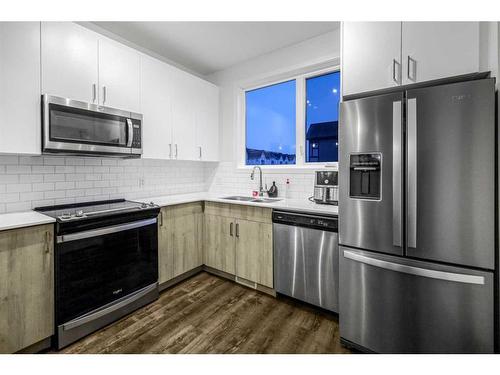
[305,72,340,163]
[242,65,340,167]
[245,80,296,165]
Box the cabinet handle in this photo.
[230,222,233,236]
[169,144,172,159]
[102,86,107,105]
[175,144,178,158]
[45,231,51,253]
[235,223,239,238]
[392,59,400,84]
[159,211,164,227]
[92,83,97,103]
[407,56,417,82]
[199,146,202,159]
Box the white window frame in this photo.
[236,61,341,170]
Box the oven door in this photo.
[42,94,142,156]
[55,218,158,325]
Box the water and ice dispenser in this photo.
[349,153,381,200]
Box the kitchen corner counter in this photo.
[0,211,55,232]
[135,193,338,216]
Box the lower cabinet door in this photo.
[235,219,273,288]
[339,246,494,353]
[203,214,235,275]
[0,225,54,353]
[172,203,203,277]
[158,207,174,284]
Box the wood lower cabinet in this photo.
[235,219,273,288]
[158,206,174,284]
[0,224,54,353]
[204,214,235,274]
[172,203,203,277]
[158,203,203,284]
[203,202,273,288]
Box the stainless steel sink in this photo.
[222,196,282,203]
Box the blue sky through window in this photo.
[245,80,296,165]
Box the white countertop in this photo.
[136,192,338,216]
[0,192,337,232]
[0,211,55,232]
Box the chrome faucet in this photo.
[250,166,265,197]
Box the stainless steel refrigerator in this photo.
[338,77,496,353]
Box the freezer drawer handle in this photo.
[343,250,485,285]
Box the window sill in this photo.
[237,163,338,172]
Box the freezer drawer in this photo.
[274,221,339,312]
[339,246,494,353]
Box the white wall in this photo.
[206,29,341,199]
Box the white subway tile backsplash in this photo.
[0,155,213,213]
[6,183,32,193]
[32,182,55,192]
[6,165,31,174]
[208,161,319,201]
[44,190,66,199]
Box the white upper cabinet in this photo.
[141,54,173,159]
[0,22,41,155]
[401,22,479,85]
[171,68,197,161]
[41,22,99,103]
[98,38,141,113]
[342,22,481,96]
[42,22,141,113]
[342,22,402,96]
[195,81,219,162]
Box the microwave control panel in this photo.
[132,122,142,149]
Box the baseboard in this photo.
[15,337,52,354]
[159,266,204,292]
[202,265,236,282]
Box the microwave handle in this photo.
[126,119,134,147]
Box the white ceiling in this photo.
[92,22,340,76]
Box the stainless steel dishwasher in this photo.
[273,210,339,312]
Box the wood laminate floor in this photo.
[59,272,351,354]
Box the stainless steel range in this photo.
[35,199,160,349]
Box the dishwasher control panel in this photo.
[272,211,338,232]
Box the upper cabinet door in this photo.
[98,38,141,113]
[0,22,41,155]
[342,22,402,96]
[401,22,479,85]
[41,22,98,103]
[195,81,220,162]
[141,55,173,159]
[171,68,197,161]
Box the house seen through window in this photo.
[305,71,340,163]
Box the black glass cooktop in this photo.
[35,199,157,222]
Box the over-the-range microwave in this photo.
[42,94,143,157]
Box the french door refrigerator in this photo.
[338,77,496,353]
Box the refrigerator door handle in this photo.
[343,250,485,285]
[407,97,417,249]
[393,101,402,247]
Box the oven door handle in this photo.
[57,218,157,243]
